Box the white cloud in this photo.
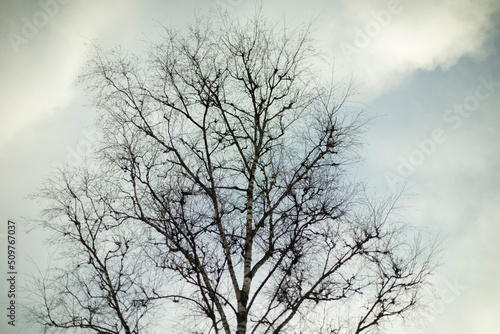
[329,0,500,95]
[0,0,141,152]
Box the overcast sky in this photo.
[1,0,499,333]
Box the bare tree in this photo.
[27,11,437,334]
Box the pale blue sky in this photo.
[1,0,499,333]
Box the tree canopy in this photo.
[27,11,437,334]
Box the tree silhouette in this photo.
[27,11,437,334]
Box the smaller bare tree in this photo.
[25,166,170,334]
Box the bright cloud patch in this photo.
[332,0,500,95]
